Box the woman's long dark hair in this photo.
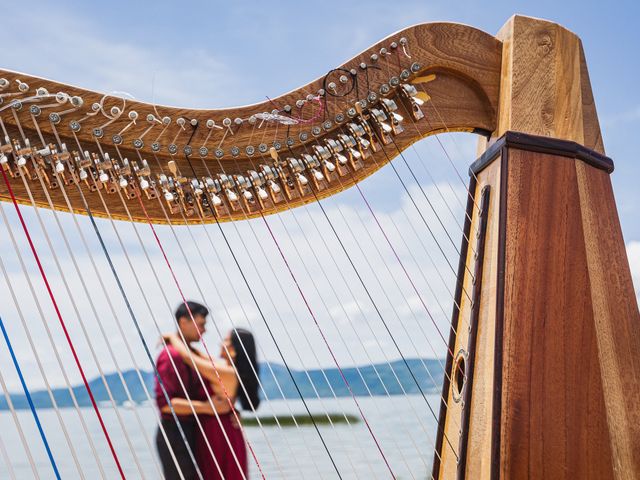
[231,328,260,411]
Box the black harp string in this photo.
[154,165,331,479]
[179,122,345,480]
[245,151,429,476]
[9,115,157,479]
[201,122,404,479]
[213,152,395,478]
[292,140,459,460]
[70,132,234,480]
[182,123,364,478]
[46,116,207,479]
[174,200,323,479]
[226,121,432,474]
[208,126,383,476]
[27,111,192,479]
[146,152,290,479]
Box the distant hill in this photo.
[0,358,444,410]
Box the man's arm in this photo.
[161,396,232,416]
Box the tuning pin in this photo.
[297,173,308,185]
[55,161,65,173]
[227,189,238,202]
[119,177,128,188]
[336,153,348,165]
[312,169,324,181]
[323,160,336,173]
[257,187,268,200]
[139,178,150,190]
[0,78,8,90]
[269,180,281,194]
[380,122,393,134]
[349,148,362,160]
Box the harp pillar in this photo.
[434,15,640,479]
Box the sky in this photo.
[0,0,638,392]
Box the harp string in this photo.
[265,204,429,477]
[39,119,205,480]
[232,149,434,474]
[0,315,58,479]
[0,169,126,478]
[0,366,40,479]
[152,185,321,479]
[189,187,383,479]
[358,146,465,345]
[0,202,108,478]
[11,141,150,479]
[417,83,482,193]
[203,148,399,476]
[0,250,87,478]
[135,192,264,480]
[21,113,173,478]
[288,150,459,460]
[144,175,290,480]
[107,183,229,480]
[170,200,334,479]
[68,134,245,480]
[166,152,378,478]
[390,139,473,259]
[295,199,444,462]
[317,195,456,462]
[0,423,16,480]
[259,211,396,478]
[183,152,347,479]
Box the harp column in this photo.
[434,15,640,480]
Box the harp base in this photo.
[433,131,640,479]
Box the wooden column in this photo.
[436,15,640,480]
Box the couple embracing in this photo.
[155,301,259,480]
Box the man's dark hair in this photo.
[175,301,209,324]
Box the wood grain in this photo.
[500,149,615,479]
[0,22,502,224]
[493,15,603,149]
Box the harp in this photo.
[0,13,638,479]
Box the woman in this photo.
[164,328,260,480]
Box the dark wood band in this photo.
[470,131,614,176]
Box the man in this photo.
[155,300,211,480]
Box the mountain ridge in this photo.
[0,358,444,410]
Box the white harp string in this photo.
[0,356,40,479]
[69,135,245,480]
[0,250,86,479]
[0,202,108,479]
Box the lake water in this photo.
[0,394,439,479]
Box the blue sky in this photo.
[0,0,638,389]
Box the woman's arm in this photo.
[161,396,231,416]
